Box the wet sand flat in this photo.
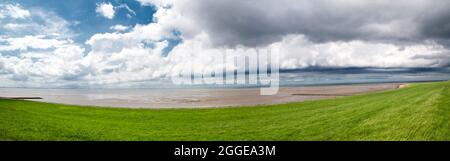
[0,83,403,108]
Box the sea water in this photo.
[1,69,449,108]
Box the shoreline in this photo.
[0,82,408,109]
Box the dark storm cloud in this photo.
[180,0,450,47]
[411,51,450,66]
[420,10,450,40]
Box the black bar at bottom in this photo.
[0,141,447,160]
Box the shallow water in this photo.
[1,71,449,108]
[0,83,400,108]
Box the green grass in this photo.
[1,81,449,141]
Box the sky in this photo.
[0,0,450,88]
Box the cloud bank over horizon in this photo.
[0,0,450,87]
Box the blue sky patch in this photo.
[12,0,156,44]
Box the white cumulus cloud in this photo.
[95,2,115,19]
[0,35,71,51]
[0,3,30,19]
[110,25,129,32]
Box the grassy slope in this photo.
[0,81,449,141]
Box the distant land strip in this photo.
[0,97,42,100]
